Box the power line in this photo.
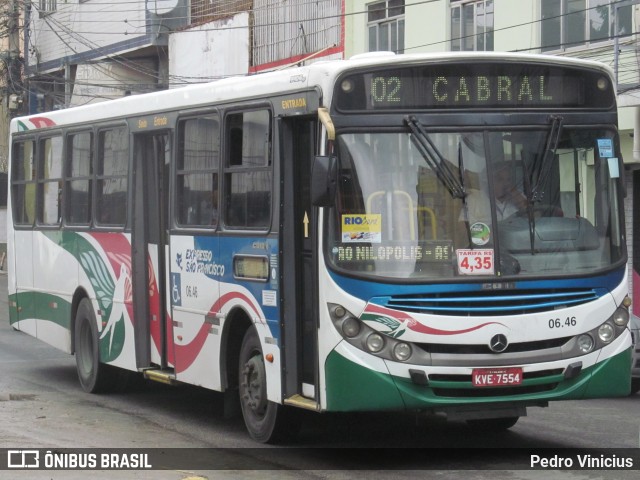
[22,0,346,95]
[13,0,640,102]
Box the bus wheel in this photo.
[74,298,113,393]
[239,327,296,443]
[466,416,519,431]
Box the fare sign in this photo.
[456,249,494,275]
[472,367,523,387]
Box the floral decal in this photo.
[17,116,56,131]
[361,303,505,338]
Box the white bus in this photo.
[7,52,633,442]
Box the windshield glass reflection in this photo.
[327,129,624,280]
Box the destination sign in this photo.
[335,63,614,111]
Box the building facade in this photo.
[21,0,344,110]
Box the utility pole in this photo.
[1,0,21,174]
[6,0,24,115]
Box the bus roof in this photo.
[11,52,614,133]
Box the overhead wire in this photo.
[11,0,640,101]
[23,0,346,90]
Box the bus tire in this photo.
[74,298,115,393]
[465,416,519,431]
[239,327,297,443]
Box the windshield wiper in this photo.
[529,115,564,203]
[405,116,466,199]
[522,115,564,254]
[457,140,473,246]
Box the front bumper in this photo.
[324,338,632,412]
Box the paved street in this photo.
[0,272,638,479]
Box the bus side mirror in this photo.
[311,155,338,206]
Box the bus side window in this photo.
[96,127,129,227]
[38,135,63,226]
[11,140,36,226]
[176,114,220,228]
[224,110,272,229]
[66,131,93,226]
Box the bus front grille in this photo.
[416,337,571,355]
[378,288,601,316]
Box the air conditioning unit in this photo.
[8,94,22,111]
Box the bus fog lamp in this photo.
[612,308,629,327]
[333,305,346,318]
[598,323,615,343]
[392,342,412,362]
[365,333,385,353]
[577,334,594,353]
[341,317,361,338]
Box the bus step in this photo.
[284,394,319,411]
[143,369,177,385]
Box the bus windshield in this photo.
[327,128,624,280]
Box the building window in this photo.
[451,0,494,51]
[541,0,633,52]
[38,0,57,15]
[367,1,405,53]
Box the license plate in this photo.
[472,367,523,387]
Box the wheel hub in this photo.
[241,354,267,415]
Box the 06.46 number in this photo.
[548,316,576,329]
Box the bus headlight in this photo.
[328,303,416,363]
[577,334,594,354]
[612,307,629,327]
[392,342,412,362]
[366,333,385,353]
[333,305,346,318]
[598,323,615,344]
[342,317,361,338]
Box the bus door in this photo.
[131,132,173,370]
[280,116,319,407]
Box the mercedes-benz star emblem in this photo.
[489,334,509,353]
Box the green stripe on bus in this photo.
[8,291,72,329]
[582,347,632,398]
[324,350,405,411]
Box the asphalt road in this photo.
[0,272,638,480]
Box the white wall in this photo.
[69,60,160,106]
[168,13,250,85]
[28,0,149,71]
[494,0,538,52]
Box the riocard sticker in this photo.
[341,214,382,243]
